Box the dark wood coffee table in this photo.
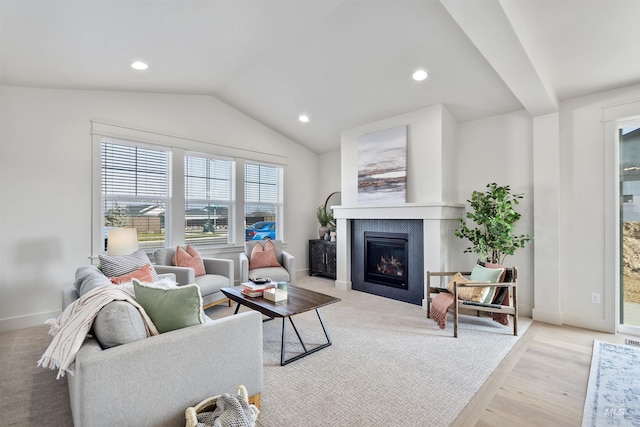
[221,285,341,365]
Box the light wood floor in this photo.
[453,321,634,426]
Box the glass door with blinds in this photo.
[620,123,640,331]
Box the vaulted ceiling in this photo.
[2,0,639,154]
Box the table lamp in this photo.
[107,228,139,255]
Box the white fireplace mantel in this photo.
[332,202,464,221]
[331,202,465,310]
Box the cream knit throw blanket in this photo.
[37,285,159,379]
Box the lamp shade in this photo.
[107,228,139,256]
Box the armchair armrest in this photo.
[153,264,195,285]
[426,271,472,293]
[203,257,233,282]
[453,281,517,312]
[455,281,516,288]
[282,250,295,284]
[239,252,249,283]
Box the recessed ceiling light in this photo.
[412,69,428,81]
[299,114,309,123]
[131,61,148,70]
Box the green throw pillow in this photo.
[470,265,504,304]
[470,264,504,283]
[133,279,205,333]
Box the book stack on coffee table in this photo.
[241,281,276,297]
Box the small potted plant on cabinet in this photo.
[317,205,333,240]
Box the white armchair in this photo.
[240,240,295,284]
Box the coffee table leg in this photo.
[281,318,285,366]
[289,318,308,352]
[315,309,332,345]
[280,309,333,366]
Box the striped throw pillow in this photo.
[99,249,159,282]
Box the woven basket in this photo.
[185,385,254,427]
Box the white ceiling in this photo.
[2,0,639,154]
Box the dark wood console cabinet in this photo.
[309,239,336,279]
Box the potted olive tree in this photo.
[455,183,532,264]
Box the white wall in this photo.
[0,85,319,331]
[532,113,562,325]
[456,110,535,316]
[340,104,451,206]
[559,84,640,332]
[318,150,342,207]
[456,83,640,331]
[441,106,459,203]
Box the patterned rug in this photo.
[582,340,640,426]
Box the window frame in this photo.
[91,121,287,259]
[101,138,173,251]
[244,161,285,242]
[184,151,236,246]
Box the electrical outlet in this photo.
[591,292,601,304]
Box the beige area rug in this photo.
[207,277,531,427]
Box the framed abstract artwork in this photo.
[357,125,407,204]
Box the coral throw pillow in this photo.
[173,244,206,276]
[249,240,282,269]
[109,263,155,285]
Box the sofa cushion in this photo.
[482,261,508,282]
[247,266,290,283]
[245,240,284,264]
[153,247,176,266]
[133,279,205,333]
[249,240,281,270]
[74,266,149,348]
[174,244,206,276]
[75,265,112,296]
[109,263,154,285]
[470,264,504,304]
[194,273,230,296]
[93,301,149,349]
[98,249,159,281]
[446,272,489,302]
[470,264,504,283]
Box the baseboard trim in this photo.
[0,310,60,333]
[532,307,563,325]
[335,279,352,291]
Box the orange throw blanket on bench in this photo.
[430,290,511,329]
[430,293,455,329]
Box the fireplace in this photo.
[364,232,408,289]
[351,219,423,305]
[332,203,466,310]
